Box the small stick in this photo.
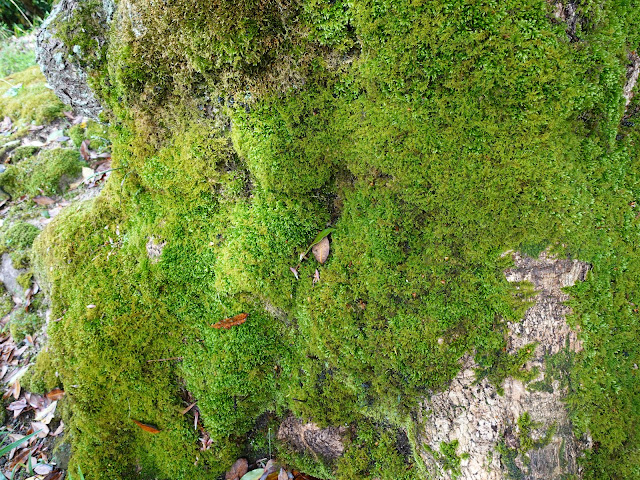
[146,356,183,363]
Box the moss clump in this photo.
[0,66,66,124]
[8,309,43,342]
[0,148,85,197]
[336,423,418,480]
[17,271,33,290]
[3,221,39,250]
[26,148,85,195]
[9,145,40,163]
[68,120,110,151]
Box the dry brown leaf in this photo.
[13,379,21,399]
[30,421,49,438]
[42,470,64,480]
[313,269,320,285]
[80,139,90,162]
[46,388,65,401]
[133,419,161,433]
[279,468,289,480]
[7,398,28,417]
[33,196,55,206]
[312,236,330,264]
[211,313,248,329]
[225,458,248,480]
[180,402,196,415]
[8,447,31,470]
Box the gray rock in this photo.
[0,253,26,299]
[35,0,115,120]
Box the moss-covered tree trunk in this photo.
[31,1,640,479]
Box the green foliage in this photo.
[475,343,539,396]
[0,0,51,30]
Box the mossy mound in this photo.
[29,0,640,479]
[0,147,85,197]
[0,65,66,125]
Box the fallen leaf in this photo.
[8,447,31,470]
[80,140,90,162]
[312,236,330,264]
[313,269,320,285]
[46,388,65,401]
[2,84,22,98]
[45,130,65,143]
[181,402,196,415]
[7,398,28,417]
[278,469,288,480]
[62,111,75,121]
[34,401,57,424]
[86,304,96,309]
[225,458,248,480]
[33,196,55,206]
[51,421,64,437]
[82,166,95,180]
[240,470,264,480]
[212,313,248,329]
[28,125,44,132]
[12,379,21,399]
[0,116,12,132]
[133,419,161,433]
[30,421,49,438]
[68,180,83,190]
[289,266,299,280]
[34,464,54,474]
[42,471,64,480]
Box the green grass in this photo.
[25,0,640,478]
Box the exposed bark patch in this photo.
[416,252,591,480]
[623,51,640,109]
[277,415,346,460]
[145,236,165,262]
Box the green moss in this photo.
[17,270,33,290]
[0,66,66,124]
[0,148,85,197]
[28,0,640,478]
[3,221,39,250]
[8,309,43,342]
[9,145,40,163]
[336,423,417,480]
[68,120,110,151]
